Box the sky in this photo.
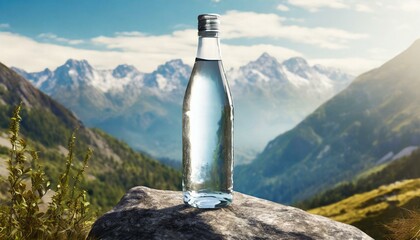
[1,0,420,75]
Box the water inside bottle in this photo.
[182,58,233,208]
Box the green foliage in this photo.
[0,145,8,155]
[85,128,181,210]
[19,107,72,147]
[308,178,420,240]
[0,104,94,239]
[296,148,420,210]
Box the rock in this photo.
[88,186,373,240]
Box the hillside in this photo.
[236,39,420,204]
[296,148,420,209]
[0,62,181,212]
[298,146,420,239]
[309,179,420,239]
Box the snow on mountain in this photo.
[19,59,143,94]
[112,64,139,78]
[227,53,353,162]
[13,54,353,164]
[283,57,311,78]
[11,67,53,88]
[231,52,287,85]
[229,53,351,95]
[144,59,191,92]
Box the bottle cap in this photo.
[198,14,220,37]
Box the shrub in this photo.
[0,104,94,239]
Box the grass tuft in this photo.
[385,209,420,240]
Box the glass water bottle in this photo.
[182,14,234,208]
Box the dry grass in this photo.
[385,209,420,240]
[309,179,420,239]
[309,179,420,224]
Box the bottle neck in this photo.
[196,36,222,60]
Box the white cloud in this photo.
[0,23,10,28]
[277,4,290,11]
[287,0,348,12]
[400,0,420,12]
[92,11,367,51]
[0,31,126,72]
[0,30,302,73]
[221,11,367,49]
[309,57,382,75]
[0,10,368,74]
[287,0,376,13]
[286,18,305,23]
[38,33,84,45]
[355,3,373,12]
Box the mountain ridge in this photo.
[0,61,181,211]
[12,53,353,163]
[236,39,420,204]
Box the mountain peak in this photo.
[144,59,191,89]
[113,64,139,78]
[254,52,279,66]
[11,66,28,75]
[381,38,420,71]
[156,59,189,75]
[410,38,420,49]
[283,57,309,69]
[168,59,183,64]
[42,68,52,74]
[63,59,92,69]
[163,59,185,68]
[282,57,311,78]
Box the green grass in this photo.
[309,179,420,239]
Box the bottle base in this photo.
[183,191,232,209]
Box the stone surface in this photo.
[88,187,373,240]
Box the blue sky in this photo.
[1,0,420,75]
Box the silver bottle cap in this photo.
[198,14,220,37]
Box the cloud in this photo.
[354,3,373,12]
[0,31,377,77]
[277,4,290,11]
[400,0,420,12]
[287,0,348,12]
[309,57,382,75]
[0,23,10,28]
[0,30,301,73]
[0,31,124,72]
[38,33,84,45]
[0,10,368,74]
[221,11,367,49]
[287,0,375,13]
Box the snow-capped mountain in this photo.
[227,54,352,160]
[13,53,353,164]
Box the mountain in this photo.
[12,54,353,164]
[297,147,420,210]
[302,148,420,238]
[235,39,420,204]
[309,178,420,240]
[230,54,352,158]
[0,62,180,211]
